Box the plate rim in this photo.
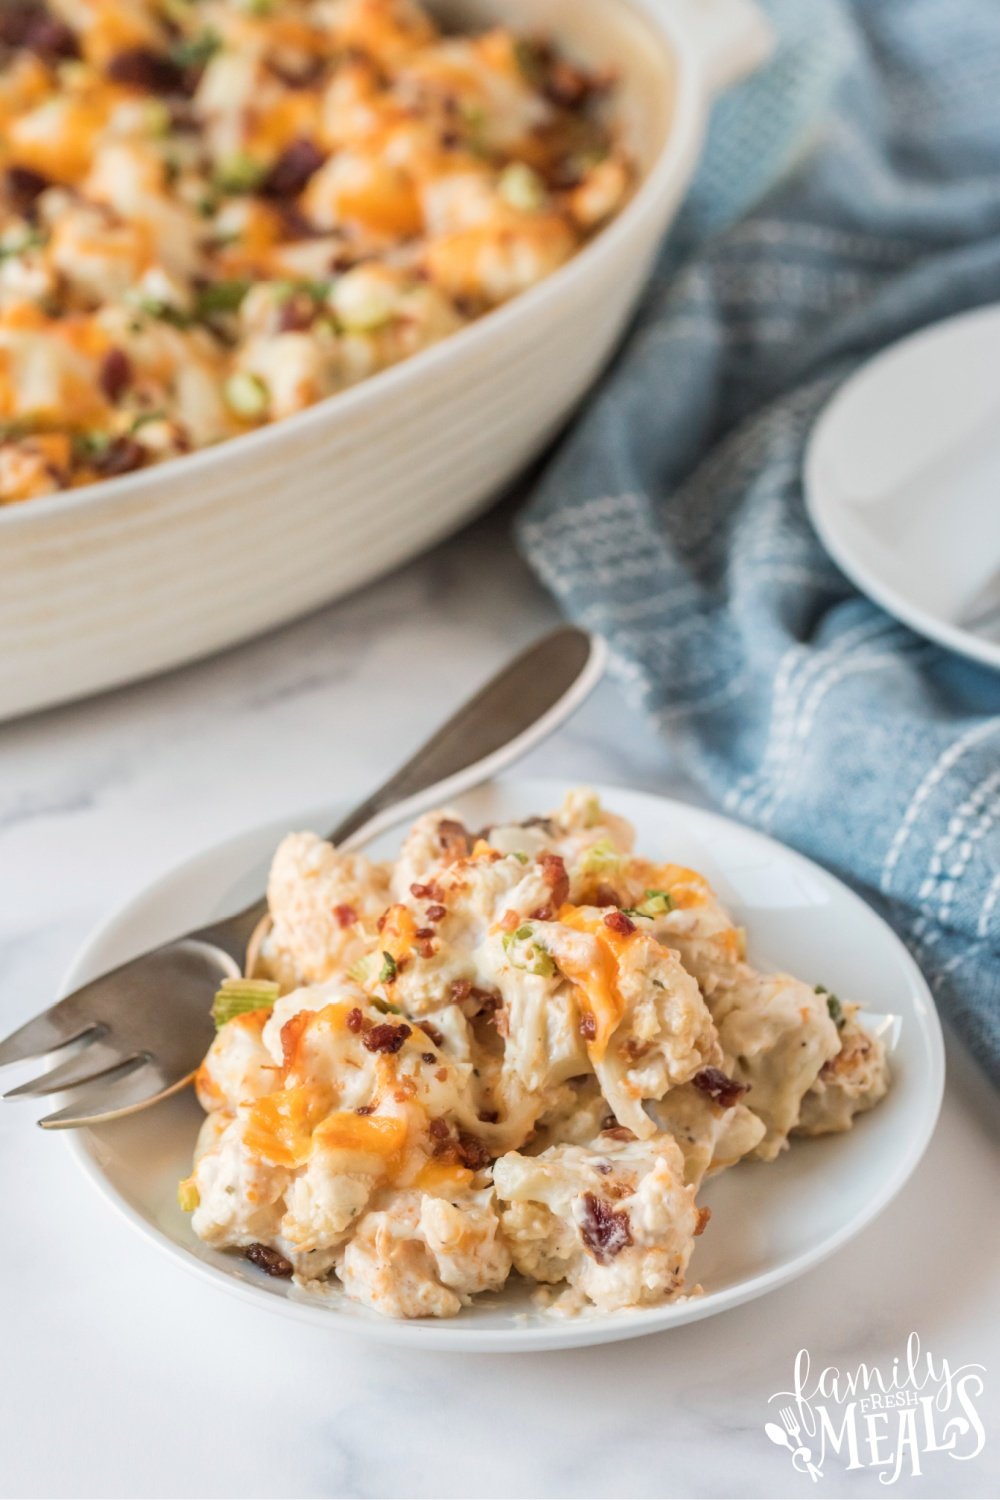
[805,303,1000,672]
[61,777,946,1352]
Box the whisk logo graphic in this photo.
[764,1333,987,1484]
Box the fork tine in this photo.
[36,1060,180,1129]
[0,1006,97,1067]
[3,1040,143,1099]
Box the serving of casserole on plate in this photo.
[63,780,943,1351]
[0,0,771,720]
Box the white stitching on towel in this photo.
[881,719,1000,895]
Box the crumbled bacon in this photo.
[332,903,357,928]
[94,437,145,477]
[449,979,471,1003]
[362,1022,411,1054]
[346,1007,364,1033]
[355,1103,375,1116]
[594,882,621,907]
[245,1243,293,1278]
[577,1193,632,1263]
[415,937,435,958]
[425,903,446,923]
[530,905,554,922]
[602,1126,636,1143]
[421,1052,436,1065]
[437,818,470,861]
[603,910,635,936]
[692,1067,747,1110]
[579,1013,597,1041]
[455,1132,491,1171]
[695,1207,712,1237]
[410,882,433,900]
[0,4,78,60]
[99,348,132,404]
[106,46,186,94]
[428,1117,450,1140]
[4,164,50,216]
[539,852,569,909]
[261,137,325,198]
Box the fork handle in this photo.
[194,627,605,965]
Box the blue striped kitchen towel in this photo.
[517,0,1000,1084]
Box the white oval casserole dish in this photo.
[0,0,769,719]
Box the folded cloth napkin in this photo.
[517,0,1000,1085]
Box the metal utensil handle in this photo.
[326,626,605,851]
[199,628,604,959]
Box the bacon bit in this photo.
[594,882,621,907]
[429,1117,450,1140]
[4,164,50,216]
[471,988,501,1017]
[94,437,145,477]
[261,138,325,198]
[579,1013,597,1041]
[437,818,470,861]
[422,1022,444,1047]
[435,1067,448,1082]
[692,1067,747,1111]
[0,4,79,60]
[415,937,435,959]
[530,905,554,922]
[539,852,570,908]
[245,1243,293,1278]
[695,1206,712,1237]
[363,1022,411,1055]
[421,1052,436,1065]
[99,348,132,404]
[425,903,446,923]
[376,911,388,933]
[414,927,434,940]
[346,1007,364,1033]
[106,47,186,94]
[602,1126,636,1142]
[577,1193,632,1263]
[455,1132,491,1171]
[332,903,357,928]
[449,979,471,1003]
[355,1103,375,1116]
[603,910,636,936]
[499,909,520,934]
[410,882,433,899]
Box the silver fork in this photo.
[0,627,604,1129]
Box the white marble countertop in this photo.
[1,502,998,1500]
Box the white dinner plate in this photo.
[63,779,944,1352]
[805,302,1000,671]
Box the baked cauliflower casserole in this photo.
[181,791,891,1319]
[0,0,631,502]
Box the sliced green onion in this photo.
[211,977,279,1028]
[195,279,251,318]
[170,30,221,69]
[177,1177,200,1212]
[213,152,266,195]
[498,162,546,213]
[224,371,268,418]
[379,951,398,983]
[576,838,621,878]
[638,889,673,917]
[502,923,555,977]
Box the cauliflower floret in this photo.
[494,1134,703,1312]
[337,1185,510,1318]
[264,831,392,987]
[543,913,721,1136]
[709,971,841,1160]
[189,1111,290,1250]
[795,1012,890,1137]
[195,1009,278,1113]
[647,1078,766,1187]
